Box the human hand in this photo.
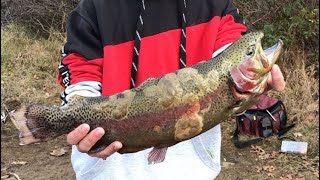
[267,64,285,92]
[67,124,122,160]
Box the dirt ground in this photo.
[1,119,318,180]
[1,122,75,180]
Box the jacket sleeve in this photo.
[58,2,103,105]
[213,0,247,53]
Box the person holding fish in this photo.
[56,0,285,179]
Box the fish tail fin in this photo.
[10,105,53,145]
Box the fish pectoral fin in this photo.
[88,137,109,154]
[148,147,168,165]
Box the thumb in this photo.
[267,64,286,92]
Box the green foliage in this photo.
[262,3,318,48]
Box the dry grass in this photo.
[269,47,319,156]
[1,24,65,108]
[278,49,319,122]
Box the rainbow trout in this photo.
[11,32,283,164]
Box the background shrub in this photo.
[1,0,79,36]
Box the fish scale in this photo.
[10,32,283,164]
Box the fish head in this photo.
[229,31,284,96]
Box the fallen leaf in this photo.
[10,161,27,165]
[250,145,265,156]
[262,165,275,173]
[293,132,303,138]
[280,174,306,180]
[286,174,294,179]
[256,166,263,173]
[49,148,67,157]
[314,169,319,178]
[270,151,279,159]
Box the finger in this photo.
[67,124,90,145]
[77,127,105,153]
[90,141,123,159]
[267,64,286,92]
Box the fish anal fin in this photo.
[148,147,168,165]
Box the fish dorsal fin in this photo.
[132,77,158,92]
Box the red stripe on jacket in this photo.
[58,53,103,86]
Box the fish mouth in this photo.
[264,39,284,66]
[230,39,284,95]
[246,39,283,80]
[255,39,284,71]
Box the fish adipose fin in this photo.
[148,147,168,164]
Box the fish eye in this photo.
[246,45,255,56]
